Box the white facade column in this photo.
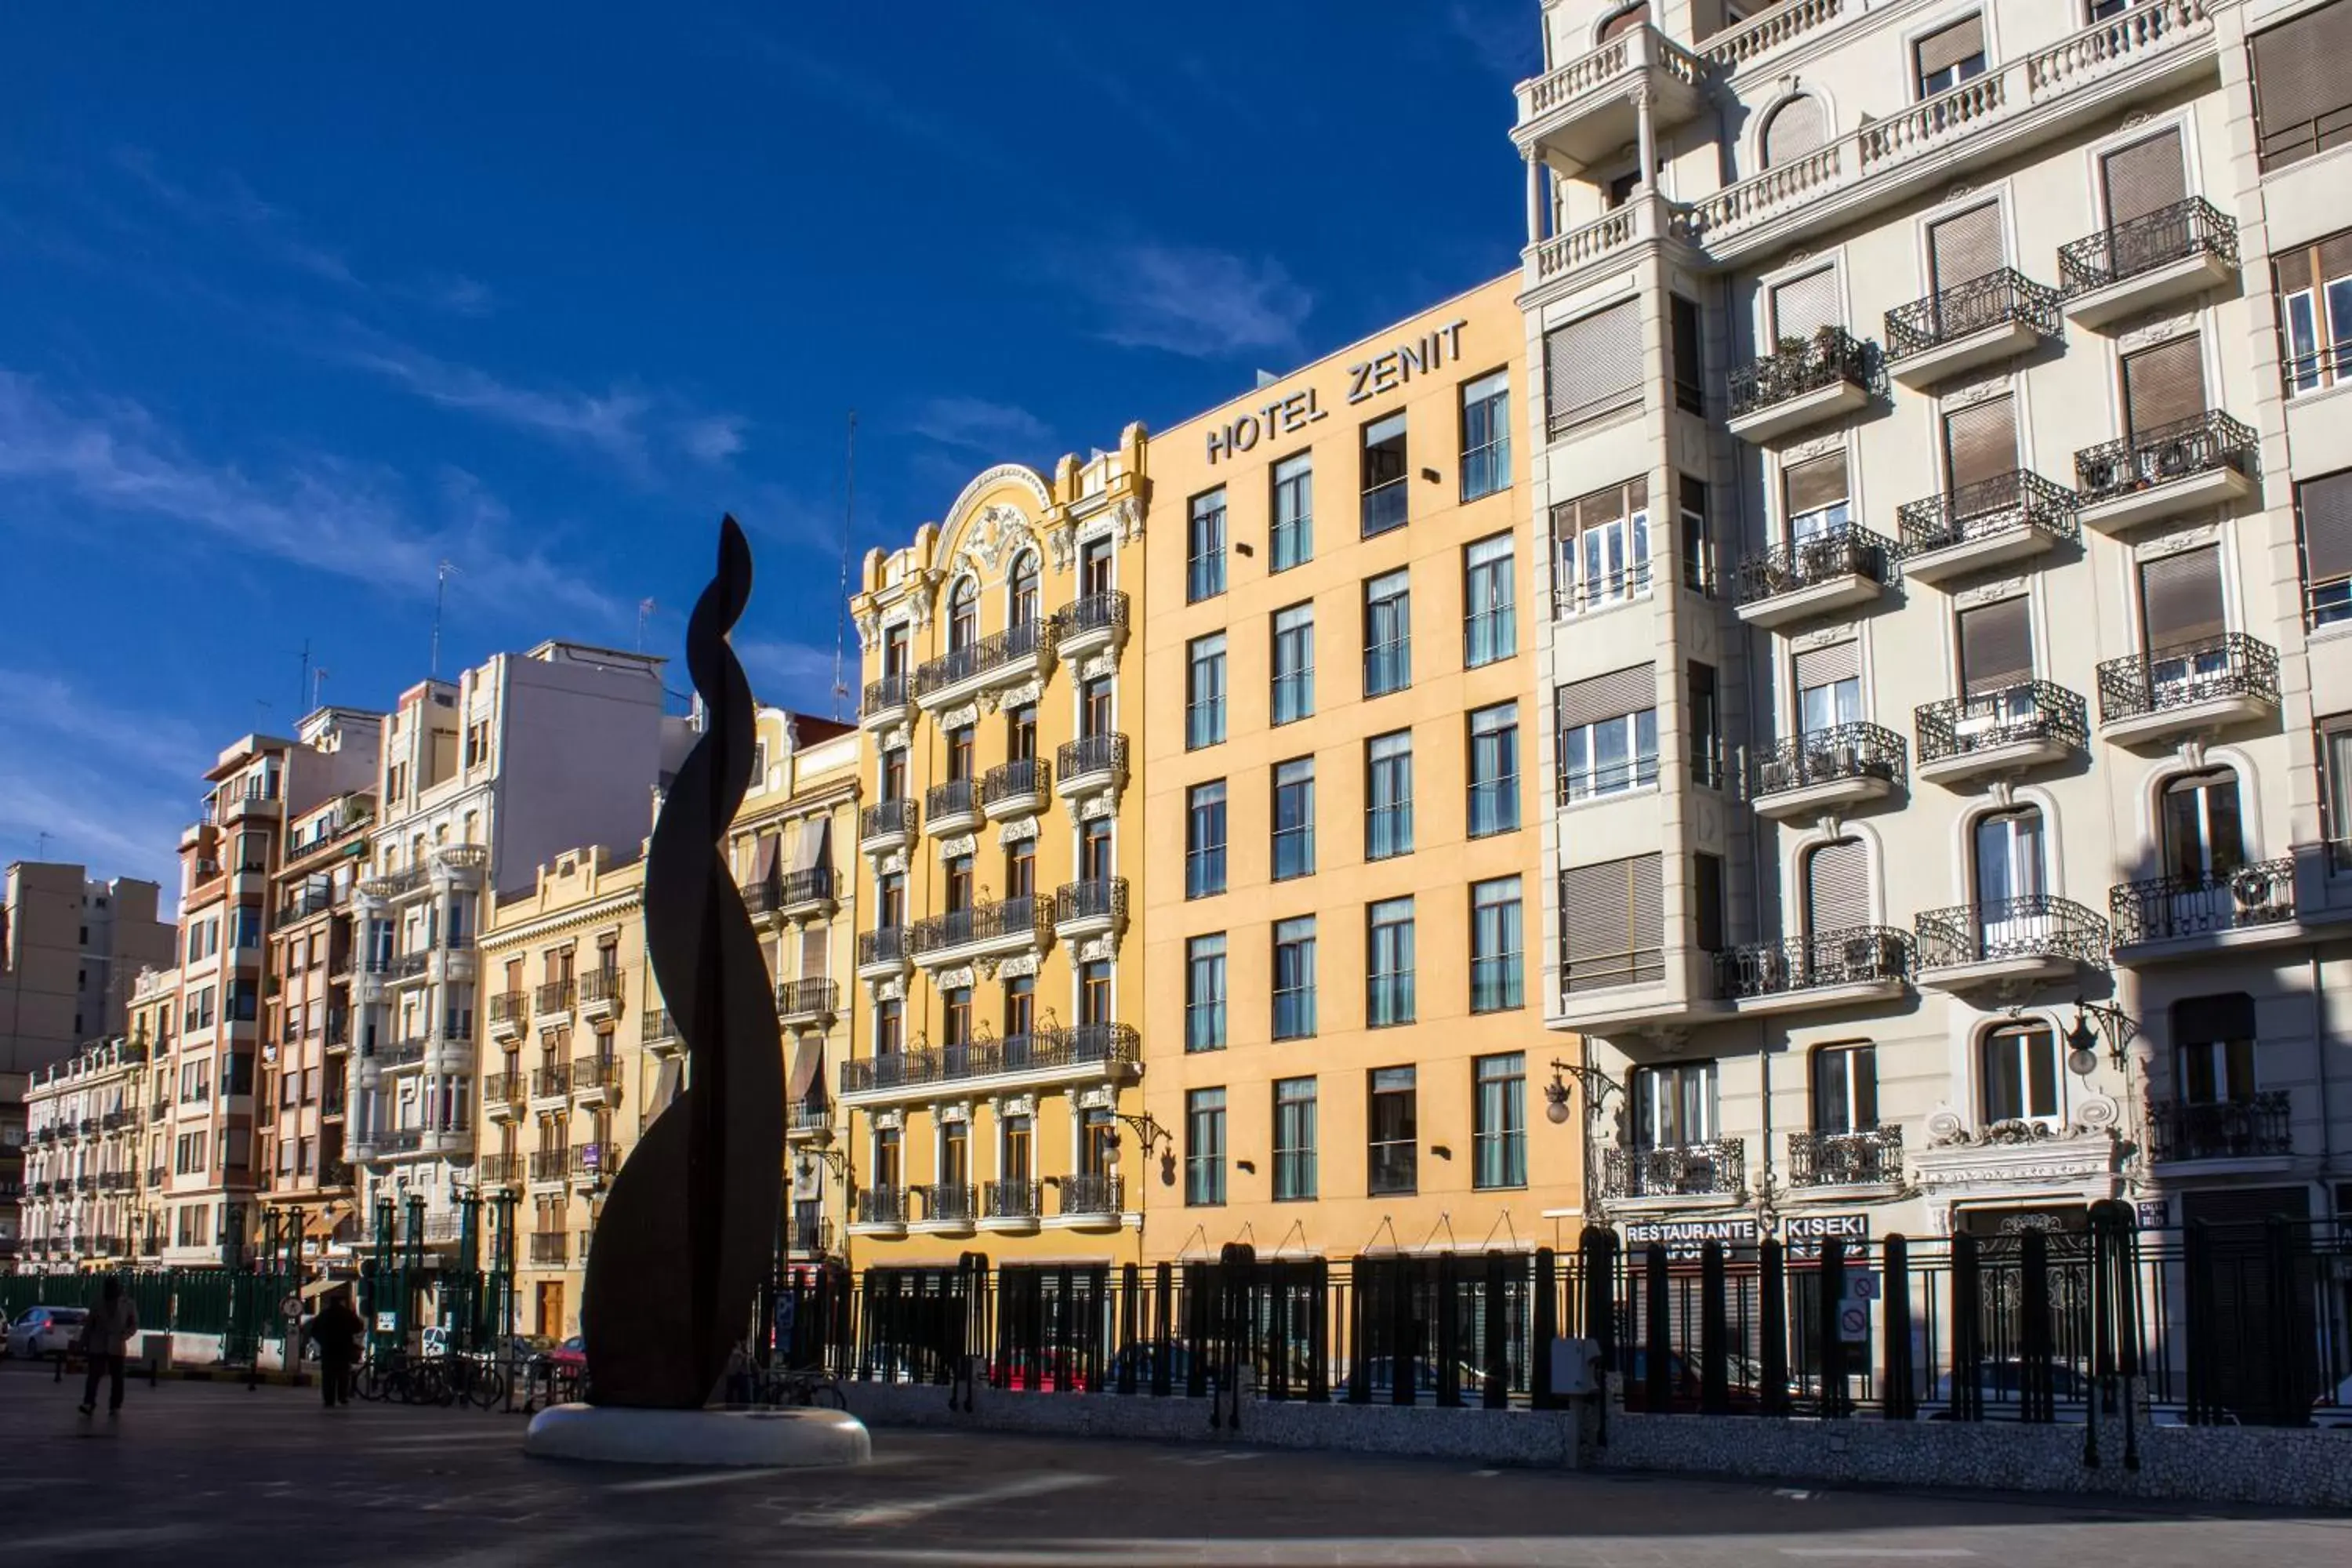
[1523,147,1544,248]
[1632,85,1657,190]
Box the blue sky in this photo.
[0,2,1536,887]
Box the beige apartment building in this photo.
[127,964,178,1261]
[848,436,1150,1273]
[20,1034,155,1267]
[1516,0,2352,1252]
[1140,278,1568,1265]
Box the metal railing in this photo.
[859,798,916,842]
[2095,633,2278,724]
[914,619,1047,699]
[778,866,833,908]
[838,1022,1139,1094]
[278,886,332,922]
[569,1056,622,1092]
[926,779,977,822]
[857,1188,908,1225]
[477,1152,524,1184]
[1915,681,2087,763]
[641,1008,677,1044]
[570,1142,615,1182]
[535,979,576,1014]
[1728,326,1872,420]
[1714,926,1913,1000]
[983,1178,1041,1220]
[982,758,1050,808]
[1885,267,2060,360]
[1058,732,1128,782]
[2110,855,2296,946]
[579,969,624,1008]
[921,1184,978,1224]
[2074,410,2256,504]
[862,673,910,717]
[1054,877,1127,929]
[488,989,528,1025]
[2058,196,2238,295]
[2147,1092,2292,1161]
[1058,1172,1124,1217]
[1915,895,2111,969]
[1601,1140,1746,1200]
[530,1065,570,1098]
[1787,1127,1905,1188]
[858,927,909,969]
[528,1231,568,1265]
[1552,559,1653,617]
[1733,524,1896,607]
[361,866,429,899]
[908,896,1047,958]
[1896,470,2078,556]
[376,1039,426,1068]
[789,1103,831,1135]
[777,977,839,1018]
[386,951,430,979]
[1748,722,1906,799]
[528,1149,568,1181]
[1054,590,1129,643]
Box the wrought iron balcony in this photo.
[1733,524,1896,625]
[477,1152,524,1184]
[535,979,576,1015]
[579,970,625,1016]
[1058,1172,1124,1217]
[1053,877,1127,936]
[1054,589,1129,652]
[789,1103,831,1136]
[1747,723,1905,804]
[2095,633,2278,730]
[856,1187,907,1225]
[788,1215,835,1256]
[858,798,916,846]
[1057,732,1129,797]
[386,950,430,980]
[861,672,911,722]
[920,1183,978,1225]
[1601,1139,1747,1200]
[570,1142,615,1182]
[2074,410,2256,514]
[856,927,909,972]
[913,619,1047,702]
[488,989,528,1027]
[1884,268,2060,373]
[926,778,978,829]
[2147,1092,2292,1162]
[530,1065,570,1099]
[1726,326,1873,439]
[2058,196,2238,313]
[361,865,430,900]
[1714,926,1913,1002]
[1914,895,2111,971]
[528,1148,569,1181]
[376,1038,427,1069]
[983,1178,1041,1221]
[569,1055,622,1094]
[1895,470,2078,577]
[2110,855,2296,947]
[1788,1127,1905,1188]
[981,758,1050,815]
[909,895,1048,960]
[278,885,332,923]
[641,1008,677,1047]
[528,1231,569,1265]
[776,977,838,1022]
[837,1022,1138,1096]
[1915,682,2087,772]
[777,866,834,913]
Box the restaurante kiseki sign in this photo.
[1203,319,1472,464]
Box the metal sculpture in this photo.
[581,517,784,1408]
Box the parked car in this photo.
[5,1306,89,1359]
[1105,1341,1219,1394]
[543,1336,586,1372]
[1333,1356,1493,1403]
[1924,1360,2096,1421]
[2314,1372,2352,1429]
[1616,1348,1785,1414]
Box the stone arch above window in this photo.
[1599,4,1651,44]
[1762,94,1828,169]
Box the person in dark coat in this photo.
[304,1291,365,1408]
[77,1276,140,1417]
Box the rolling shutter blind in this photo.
[2122,336,2207,438]
[1763,96,1828,169]
[1795,641,1860,691]
[2140,546,2226,648]
[1544,301,1644,435]
[1551,477,1648,541]
[2251,5,2352,166]
[1556,664,1657,730]
[1943,397,2017,492]
[1805,840,1872,934]
[1599,3,1651,42]
[1915,16,1985,83]
[1929,204,2005,291]
[1630,853,1664,953]
[1562,855,1664,991]
[1958,597,2034,695]
[2100,129,2187,225]
[1770,269,1841,342]
[2277,235,2352,296]
[1784,452,1849,515]
[2299,472,2352,584]
[800,927,828,979]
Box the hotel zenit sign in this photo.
[1203,318,1473,465]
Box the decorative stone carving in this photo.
[997,680,1042,713]
[1941,369,2014,410]
[1929,1117,2113,1149]
[936,1101,971,1125]
[910,579,937,633]
[998,1093,1036,1120]
[965,503,1031,575]
[939,833,975,859]
[1045,521,1076,574]
[996,817,1039,847]
[1954,575,2029,608]
[1793,619,1857,651]
[997,953,1040,981]
[2118,311,2200,352]
[2176,736,2208,771]
[1987,779,2016,808]
[1077,935,1115,964]
[2074,1093,2121,1131]
[876,976,905,1003]
[880,849,907,877]
[1112,495,1144,544]
[1080,652,1117,682]
[935,966,975,992]
[1925,1107,1965,1144]
[940,702,980,732]
[872,1109,904,1132]
[1076,1085,1116,1111]
[1080,793,1116,821]
[2137,521,2220,561]
[1782,431,1845,463]
[854,610,881,652]
[1945,183,1974,202]
[880,724,909,753]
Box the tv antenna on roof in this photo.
[429,560,459,678]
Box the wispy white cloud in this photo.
[401,272,499,318]
[114,146,358,287]
[0,670,210,886]
[906,396,1054,456]
[1446,2,1541,82]
[679,413,749,463]
[1053,241,1314,361]
[742,34,1025,181]
[737,638,848,715]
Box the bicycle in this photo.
[357,1348,444,1406]
[437,1352,508,1410]
[757,1365,846,1410]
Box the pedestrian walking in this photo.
[76,1276,139,1417]
[304,1290,365,1408]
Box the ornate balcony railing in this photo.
[1714,925,1913,1000]
[361,866,430,900]
[925,779,977,824]
[838,1022,1138,1094]
[1058,1172,1124,1217]
[570,1142,616,1181]
[569,1055,622,1092]
[530,1065,570,1098]
[579,970,624,1008]
[1058,732,1128,783]
[535,980,576,1014]
[2147,1092,2292,1161]
[789,1103,831,1135]
[488,989,528,1025]
[1601,1139,1747,1200]
[2074,410,2256,504]
[2110,855,2296,946]
[1727,326,1872,420]
[1054,590,1129,642]
[278,885,332,923]
[981,758,1050,809]
[1915,681,2088,764]
[778,867,833,909]
[983,1178,1041,1220]
[1788,1127,1905,1188]
[386,951,430,980]
[528,1231,568,1265]
[477,1152,524,1184]
[909,895,1048,958]
[777,977,838,1018]
[641,1009,677,1045]
[861,672,910,718]
[2058,196,2237,296]
[1748,722,1907,799]
[914,619,1047,699]
[1896,470,2078,556]
[859,798,916,842]
[1915,895,2111,970]
[1054,877,1127,929]
[1733,524,1896,607]
[920,1183,978,1224]
[856,1187,908,1225]
[789,1215,835,1255]
[528,1148,568,1181]
[1885,267,2060,360]
[2095,633,2278,724]
[857,927,908,969]
[376,1039,427,1068]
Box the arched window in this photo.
[1008,552,1040,630]
[947,579,978,652]
[1802,837,1871,937]
[1762,95,1828,169]
[1981,1022,2061,1127]
[1599,3,1651,42]
[1972,806,2046,956]
[2161,768,2244,883]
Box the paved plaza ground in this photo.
[3,1363,2347,1566]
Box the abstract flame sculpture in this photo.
[580,517,783,1408]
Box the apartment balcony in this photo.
[1054,589,1130,661]
[1725,328,1873,444]
[2060,197,2238,328]
[578,968,625,1024]
[145,1164,165,1188]
[851,1186,908,1239]
[533,979,576,1030]
[376,1037,428,1071]
[1915,682,2088,785]
[2074,412,2257,534]
[569,1141,617,1189]
[925,779,981,839]
[858,798,918,855]
[981,758,1050,822]
[1054,1172,1125,1229]
[214,787,282,826]
[787,1216,835,1258]
[430,946,477,988]
[775,866,837,921]
[641,1008,681,1058]
[477,1152,524,1188]
[787,1102,833,1145]
[2096,633,2278,746]
[375,1127,428,1160]
[2111,856,2299,956]
[528,1147,570,1185]
[1733,524,1896,628]
[911,1182,978,1236]
[1895,470,2078,586]
[914,619,1051,713]
[776,977,838,1028]
[384,950,430,985]
[360,865,431,902]
[324,1014,351,1053]
[1052,877,1127,945]
[981,1178,1042,1234]
[1885,269,2061,389]
[433,844,489,887]
[528,1231,568,1267]
[488,989,528,1042]
[2147,1093,2292,1165]
[1914,895,2111,995]
[860,672,912,734]
[528,1064,571,1110]
[855,926,911,982]
[570,1055,623,1109]
[1745,723,1904,820]
[1788,1127,1906,1191]
[1601,1141,1747,1204]
[1510,20,1702,171]
[1056,733,1129,804]
[909,895,1050,971]
[278,884,332,924]
[1715,926,1913,1016]
[837,1022,1139,1106]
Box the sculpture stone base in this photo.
[523,1403,873,1468]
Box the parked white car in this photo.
[4,1305,89,1358]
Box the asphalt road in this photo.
[4,1363,2346,1566]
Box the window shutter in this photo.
[1929,204,2005,292]
[1769,269,1841,342]
[1804,839,1872,934]
[800,927,828,980]
[1629,852,1664,954]
[2299,472,2352,584]
[1599,3,1651,42]
[1958,597,2034,695]
[2122,336,2207,439]
[1915,16,1985,83]
[1795,641,1860,691]
[1555,663,1657,730]
[2139,545,2227,648]
[2251,5,2352,166]
[1763,96,1828,169]
[1942,396,2018,492]
[1784,452,1849,516]
[1544,301,1644,435]
[1559,861,1633,990]
[2100,129,2187,225]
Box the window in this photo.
[1973,807,2047,942]
[876,999,903,1058]
[1080,959,1111,1025]
[1470,877,1523,1013]
[1008,702,1038,762]
[1761,93,1828,169]
[1272,916,1317,1040]
[945,855,974,913]
[1365,731,1414,859]
[942,1123,970,1194]
[1680,475,1712,594]
[1078,818,1111,883]
[1009,552,1040,628]
[1185,1089,1226,1206]
[1982,1024,2061,1126]
[1633,1061,1717,1149]
[1473,1054,1526,1189]
[1186,633,1228,749]
[1543,299,1642,438]
[1363,570,1411,697]
[2161,768,2245,884]
[880,746,906,803]
[1688,662,1722,788]
[1272,758,1316,881]
[1001,1111,1033,1183]
[1784,451,1850,544]
[1467,702,1520,837]
[942,986,972,1049]
[1795,641,1861,736]
[2250,2,2352,170]
[1559,854,1665,993]
[1185,935,1227,1052]
[1366,898,1415,1027]
[1555,665,1658,802]
[1272,1078,1317,1201]
[2173,993,2257,1105]
[1464,534,1515,666]
[1957,595,2033,703]
[873,1127,902,1191]
[877,870,905,930]
[2296,470,2352,628]
[1185,782,1227,899]
[1552,477,1650,612]
[1367,1068,1417,1195]
[1004,837,1036,902]
[1460,368,1511,502]
[1803,838,1870,937]
[2277,234,2352,397]
[999,975,1035,1044]
[1271,604,1315,724]
[947,724,975,784]
[1361,412,1408,537]
[1811,1043,1879,1136]
[2120,336,2206,455]
[1080,535,1112,595]
[948,579,978,652]
[2138,544,2227,687]
[1271,452,1313,571]
[1187,488,1227,602]
[1669,296,1704,414]
[1914,13,1986,97]
[1695,851,1726,954]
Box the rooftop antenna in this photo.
[311,667,331,710]
[832,410,856,722]
[429,560,458,679]
[297,637,310,717]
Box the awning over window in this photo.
[787,1037,825,1105]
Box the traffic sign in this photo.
[1838,1304,1871,1343]
[1843,1272,1881,1303]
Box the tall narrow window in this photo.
[1670,295,1704,414]
[2294,470,2352,626]
[1272,916,1317,1040]
[1632,1061,1717,1149]
[1473,1053,1527,1189]
[1079,818,1112,884]
[2275,234,2352,397]
[1272,1078,1318,1201]
[942,986,972,1050]
[1543,300,1642,438]
[1812,1044,1879,1134]
[1366,897,1416,1028]
[1470,877,1523,1013]
[1185,935,1227,1053]
[1271,452,1313,571]
[1366,731,1414,859]
[1468,702,1519,837]
[1367,1068,1417,1196]
[1009,553,1040,628]
[1689,662,1722,789]
[1973,807,2048,956]
[1187,488,1227,603]
[1680,475,1712,595]
[1464,534,1515,666]
[1915,13,1987,97]
[948,579,978,652]
[1186,633,1228,749]
[1802,838,1869,937]
[1460,368,1511,503]
[1185,782,1228,900]
[1271,758,1316,881]
[2249,3,2352,170]
[2172,993,2257,1105]
[1982,1024,2060,1126]
[1004,975,1035,1040]
[1361,412,1408,537]
[1363,570,1411,697]
[1079,960,1111,1025]
[1552,477,1650,613]
[1005,838,1036,900]
[1272,604,1316,724]
[1559,854,1666,993]
[1185,1089,1227,1206]
[2161,769,2245,884]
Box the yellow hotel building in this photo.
[847,434,1149,1273]
[1139,274,1583,1265]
